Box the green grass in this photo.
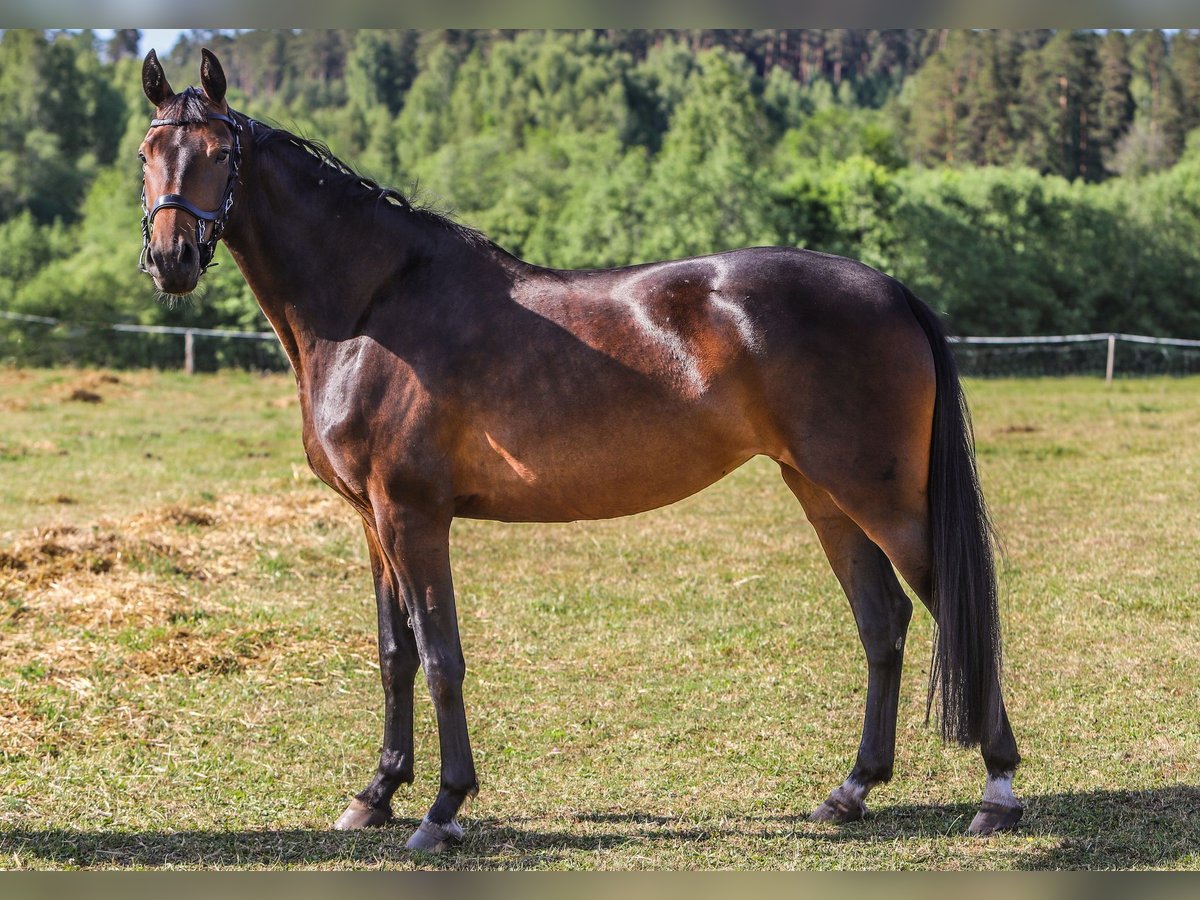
[0,369,1197,869]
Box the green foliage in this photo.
[4,27,1200,367]
[773,156,899,270]
[640,48,776,259]
[347,30,417,115]
[0,211,71,301]
[775,106,904,171]
[887,165,1200,337]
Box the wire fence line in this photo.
[949,332,1200,347]
[0,309,282,374]
[4,309,1200,379]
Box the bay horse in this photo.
[138,49,1022,852]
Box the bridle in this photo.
[139,110,243,276]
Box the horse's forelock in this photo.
[157,86,213,125]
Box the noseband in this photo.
[139,111,243,276]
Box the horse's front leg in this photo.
[374,504,477,852]
[335,523,420,829]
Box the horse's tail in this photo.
[898,282,1001,747]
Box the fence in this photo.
[950,332,1200,379]
[0,310,287,373]
[4,309,1200,379]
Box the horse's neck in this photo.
[221,144,442,377]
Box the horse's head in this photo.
[139,48,242,295]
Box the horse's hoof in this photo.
[809,792,867,824]
[333,798,392,830]
[968,801,1023,835]
[405,816,464,853]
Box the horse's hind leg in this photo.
[790,468,1023,835]
[780,466,913,823]
[334,522,420,830]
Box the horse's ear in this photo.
[142,49,174,106]
[200,48,227,106]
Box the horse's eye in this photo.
[138,152,147,165]
[216,148,230,164]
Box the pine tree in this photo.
[1170,30,1200,139]
[958,31,1020,166]
[347,30,418,115]
[105,30,140,64]
[1127,29,1186,169]
[902,31,963,166]
[1014,30,1100,180]
[1096,30,1135,174]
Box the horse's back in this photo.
[441,246,936,522]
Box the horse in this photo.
[137,48,1022,852]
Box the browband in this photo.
[150,112,239,129]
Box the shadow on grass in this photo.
[2,785,1197,869]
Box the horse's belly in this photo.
[451,428,754,523]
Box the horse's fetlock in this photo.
[378,748,414,782]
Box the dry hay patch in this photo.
[0,526,127,581]
[158,505,217,528]
[0,691,51,757]
[53,371,146,406]
[127,626,286,677]
[0,490,357,682]
[0,490,360,756]
[0,524,195,598]
[0,439,70,461]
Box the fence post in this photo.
[184,329,195,376]
[1105,333,1116,385]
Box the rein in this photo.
[139,111,243,276]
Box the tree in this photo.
[347,30,418,115]
[640,48,777,258]
[1170,30,1200,138]
[395,39,465,166]
[1015,30,1102,180]
[0,30,125,223]
[1127,29,1185,169]
[1095,30,1135,175]
[105,29,140,64]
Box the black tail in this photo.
[899,283,1002,747]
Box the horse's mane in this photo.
[160,88,494,251]
[253,124,495,250]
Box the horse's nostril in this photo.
[179,242,196,266]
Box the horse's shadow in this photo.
[2,786,1196,869]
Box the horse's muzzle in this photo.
[146,236,201,294]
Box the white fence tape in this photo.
[950,332,1200,348]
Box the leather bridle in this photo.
[139,110,243,276]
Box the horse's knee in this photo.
[424,657,465,706]
[380,645,418,692]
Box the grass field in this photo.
[0,368,1197,870]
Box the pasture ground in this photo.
[0,368,1197,870]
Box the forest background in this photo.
[3,27,1200,368]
